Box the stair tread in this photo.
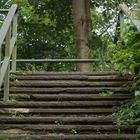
[0,108,117,113]
[11,71,120,75]
[10,93,133,101]
[0,101,128,107]
[0,134,137,140]
[0,124,136,130]
[11,81,132,87]
[11,75,133,81]
[0,116,116,123]
[9,87,132,93]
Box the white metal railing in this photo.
[119,3,140,34]
[1,3,133,101]
[13,59,100,63]
[0,4,17,101]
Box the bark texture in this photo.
[72,0,92,72]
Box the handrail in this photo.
[119,3,140,33]
[0,4,18,101]
[14,59,100,63]
[0,9,9,12]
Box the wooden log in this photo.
[0,134,137,140]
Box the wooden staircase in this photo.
[0,71,137,139]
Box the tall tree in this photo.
[85,0,92,40]
[72,0,92,72]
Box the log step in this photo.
[0,124,136,132]
[0,134,137,140]
[11,75,133,81]
[0,72,136,139]
[9,93,133,101]
[10,81,132,87]
[0,108,117,115]
[9,87,132,93]
[0,101,127,108]
[0,116,116,124]
[11,71,120,76]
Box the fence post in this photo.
[12,12,17,72]
[4,26,11,101]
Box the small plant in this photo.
[99,91,113,97]
[135,90,140,96]
[8,110,24,118]
[70,128,77,135]
[21,137,32,140]
[8,111,18,118]
[54,120,61,125]
[9,95,18,102]
[10,74,18,82]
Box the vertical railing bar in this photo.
[4,26,11,101]
[4,60,10,101]
[0,45,1,69]
[120,11,124,38]
[0,38,1,92]
[12,44,17,71]
[12,12,17,72]
[0,4,18,101]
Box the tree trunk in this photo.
[85,0,92,40]
[72,0,92,72]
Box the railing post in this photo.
[0,44,1,69]
[0,41,1,93]
[4,26,11,101]
[12,12,17,72]
[120,11,124,38]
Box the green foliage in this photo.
[108,13,140,138]
[99,91,113,97]
[0,0,136,71]
[8,110,24,117]
[54,120,61,125]
[10,0,75,71]
[108,26,140,73]
[9,95,18,102]
[108,21,140,139]
[116,95,140,137]
[0,137,9,140]
[17,63,76,72]
[70,128,77,135]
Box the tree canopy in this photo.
[0,0,138,72]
